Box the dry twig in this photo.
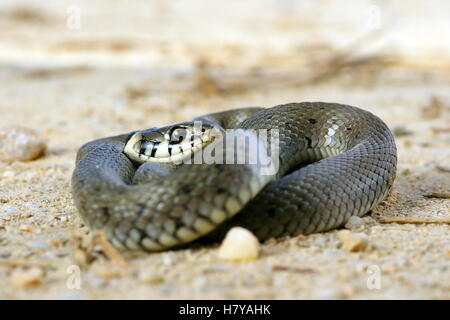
[377,217,450,225]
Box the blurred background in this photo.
[0,0,449,299]
[1,0,448,171]
[1,1,449,131]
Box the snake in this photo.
[71,102,397,251]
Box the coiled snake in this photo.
[71,102,397,251]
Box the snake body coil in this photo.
[72,102,397,251]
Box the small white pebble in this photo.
[217,227,260,262]
[162,252,177,266]
[344,216,365,230]
[138,270,164,284]
[19,224,36,233]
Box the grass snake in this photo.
[72,102,397,251]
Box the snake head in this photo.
[123,121,222,164]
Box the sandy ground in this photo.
[0,1,449,299]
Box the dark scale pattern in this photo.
[72,102,397,251]
[222,102,397,240]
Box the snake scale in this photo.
[71,102,397,251]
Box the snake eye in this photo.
[168,126,189,143]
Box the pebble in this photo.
[0,126,47,161]
[92,264,124,279]
[139,270,164,284]
[344,216,365,230]
[217,227,260,262]
[383,265,397,274]
[10,267,44,288]
[337,230,368,252]
[265,237,278,245]
[19,224,36,232]
[162,252,177,266]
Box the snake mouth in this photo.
[123,122,220,164]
